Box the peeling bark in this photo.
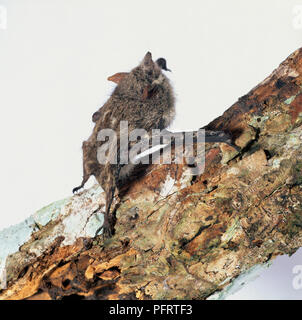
[1,47,302,300]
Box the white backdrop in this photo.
[0,0,302,299]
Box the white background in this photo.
[0,0,302,299]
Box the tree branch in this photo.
[1,47,302,300]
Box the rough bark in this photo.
[1,47,302,300]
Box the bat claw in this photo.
[100,228,113,240]
[94,219,114,239]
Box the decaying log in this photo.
[1,47,302,300]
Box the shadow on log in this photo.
[1,47,302,300]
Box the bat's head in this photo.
[112,52,169,99]
[139,51,168,80]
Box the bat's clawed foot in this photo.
[94,218,114,239]
[102,225,114,239]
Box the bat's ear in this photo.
[142,51,154,70]
[107,72,129,84]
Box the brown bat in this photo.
[73,52,175,237]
